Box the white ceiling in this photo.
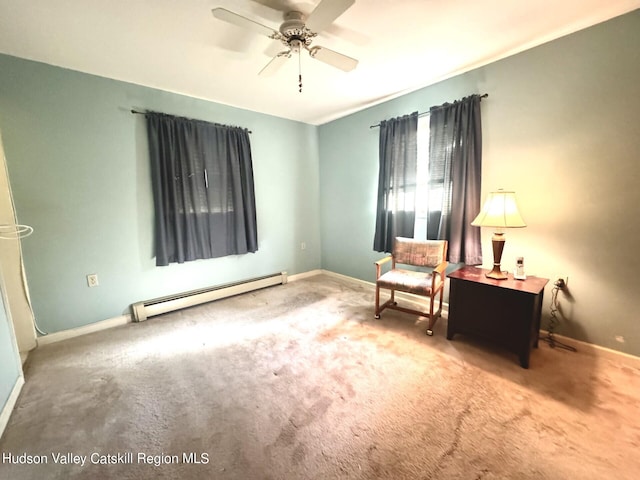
[0,0,638,125]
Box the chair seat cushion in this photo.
[377,268,440,296]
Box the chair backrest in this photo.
[393,237,447,268]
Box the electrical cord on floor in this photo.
[539,282,576,352]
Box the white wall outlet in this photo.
[87,274,99,287]
[300,242,306,251]
[615,335,625,343]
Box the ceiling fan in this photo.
[212,0,358,92]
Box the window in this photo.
[415,116,447,240]
[427,95,483,264]
[414,117,429,238]
[373,112,418,253]
[373,94,484,263]
[145,112,258,266]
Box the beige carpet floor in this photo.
[1,273,639,479]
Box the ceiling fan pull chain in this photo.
[298,50,303,93]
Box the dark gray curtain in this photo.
[146,113,258,266]
[373,112,418,253]
[428,95,482,265]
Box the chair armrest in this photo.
[374,256,393,267]
[374,255,392,278]
[432,261,448,290]
[433,261,448,276]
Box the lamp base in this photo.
[485,265,508,280]
[487,232,508,280]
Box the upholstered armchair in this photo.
[374,238,448,336]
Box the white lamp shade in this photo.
[471,190,526,228]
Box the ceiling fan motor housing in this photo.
[279,11,315,49]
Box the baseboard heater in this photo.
[131,271,288,322]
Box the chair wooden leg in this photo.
[374,284,381,319]
[426,295,435,336]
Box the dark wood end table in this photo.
[446,266,549,368]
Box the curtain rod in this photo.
[131,109,252,134]
[369,93,488,129]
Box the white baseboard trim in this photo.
[37,315,132,347]
[288,269,323,282]
[19,350,29,365]
[321,269,373,288]
[539,330,640,368]
[0,374,24,440]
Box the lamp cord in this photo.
[540,284,576,352]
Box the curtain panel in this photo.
[146,113,258,266]
[428,95,483,265]
[373,112,419,253]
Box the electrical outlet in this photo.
[555,276,568,289]
[300,242,306,251]
[615,336,625,343]
[87,274,99,287]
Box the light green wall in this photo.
[0,54,321,334]
[0,284,20,409]
[319,11,640,356]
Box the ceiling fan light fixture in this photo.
[289,38,302,53]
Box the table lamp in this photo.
[471,189,526,280]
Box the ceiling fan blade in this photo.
[212,8,278,38]
[259,52,292,76]
[309,46,358,72]
[306,0,355,33]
